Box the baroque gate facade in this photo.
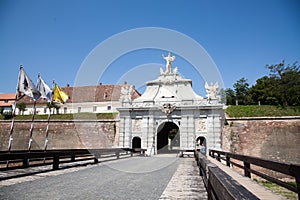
[117,53,224,155]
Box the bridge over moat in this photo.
[1,149,299,200]
[1,53,300,199]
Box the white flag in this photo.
[16,66,41,101]
[37,73,52,102]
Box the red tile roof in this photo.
[0,93,16,100]
[16,84,140,105]
[0,93,16,107]
[62,84,140,103]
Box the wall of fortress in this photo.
[222,117,300,164]
[0,120,118,151]
[0,118,299,165]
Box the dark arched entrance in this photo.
[132,136,141,149]
[196,136,206,155]
[157,122,180,153]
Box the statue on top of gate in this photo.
[162,52,176,74]
[205,82,219,101]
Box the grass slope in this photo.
[0,112,118,120]
[226,105,300,117]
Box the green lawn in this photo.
[0,112,118,120]
[225,105,300,117]
[258,180,297,200]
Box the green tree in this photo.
[47,101,61,114]
[225,88,235,105]
[248,76,279,105]
[0,107,3,115]
[16,102,26,115]
[265,60,300,106]
[233,77,251,105]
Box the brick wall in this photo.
[222,118,300,164]
[1,118,299,166]
[0,120,117,151]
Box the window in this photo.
[93,106,97,112]
[44,107,47,114]
[4,100,8,103]
[104,92,108,99]
[64,107,67,114]
[78,107,81,113]
[107,105,111,110]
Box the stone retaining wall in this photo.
[222,117,300,164]
[0,120,118,151]
[1,117,299,166]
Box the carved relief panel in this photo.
[196,118,207,132]
[132,119,142,132]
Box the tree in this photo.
[17,102,26,115]
[228,60,300,106]
[248,76,279,105]
[54,103,61,114]
[233,77,250,105]
[265,60,300,106]
[47,101,61,114]
[0,107,3,115]
[225,88,235,105]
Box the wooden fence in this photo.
[195,151,259,200]
[209,149,300,200]
[0,148,145,173]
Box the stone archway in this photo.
[196,136,206,154]
[157,122,180,154]
[132,136,141,149]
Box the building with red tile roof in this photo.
[15,84,140,115]
[0,93,16,113]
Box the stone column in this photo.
[180,115,189,150]
[119,116,125,148]
[123,116,132,148]
[187,115,195,150]
[206,113,222,151]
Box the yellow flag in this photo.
[53,85,69,103]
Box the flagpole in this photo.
[43,108,51,151]
[44,80,55,152]
[8,65,25,152]
[28,100,37,151]
[8,101,16,152]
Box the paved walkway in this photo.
[160,156,207,199]
[0,155,207,199]
[208,156,286,200]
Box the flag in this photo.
[17,66,41,101]
[53,84,69,103]
[37,73,52,102]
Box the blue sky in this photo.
[1,0,299,96]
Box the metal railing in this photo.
[209,149,300,200]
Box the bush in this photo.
[3,111,13,119]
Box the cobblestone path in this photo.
[160,157,207,199]
[0,155,206,199]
